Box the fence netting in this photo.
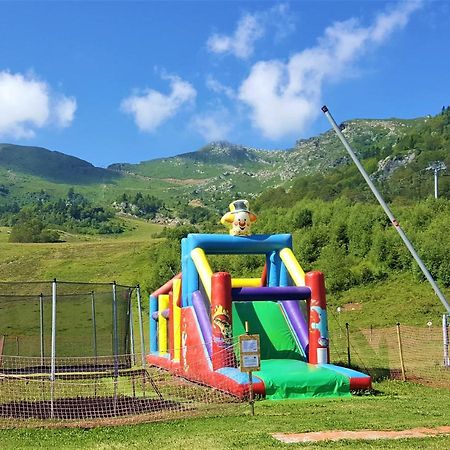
[0,356,243,419]
[0,281,245,427]
[327,310,450,389]
[0,281,131,369]
[1,281,448,427]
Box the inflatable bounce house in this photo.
[148,200,371,400]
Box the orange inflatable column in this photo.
[305,271,330,364]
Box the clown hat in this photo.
[228,199,249,213]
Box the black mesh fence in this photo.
[0,281,134,373]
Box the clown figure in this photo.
[220,199,257,236]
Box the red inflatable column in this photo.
[305,271,330,364]
[211,272,235,370]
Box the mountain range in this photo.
[1,110,449,211]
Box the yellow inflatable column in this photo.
[158,294,169,355]
[231,278,261,288]
[191,247,213,300]
[279,248,306,286]
[172,279,182,362]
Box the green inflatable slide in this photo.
[232,301,350,400]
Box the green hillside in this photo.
[0,217,163,292]
[2,110,449,218]
[0,144,117,184]
[107,118,417,206]
[0,108,449,242]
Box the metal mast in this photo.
[321,105,450,313]
[425,161,447,199]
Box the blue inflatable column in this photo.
[149,295,158,353]
[268,250,282,287]
[280,262,290,287]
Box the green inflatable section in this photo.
[232,301,304,361]
[253,359,350,399]
[232,301,350,399]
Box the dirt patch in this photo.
[189,199,204,207]
[161,178,206,186]
[341,302,363,312]
[272,426,450,443]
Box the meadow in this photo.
[0,381,449,449]
[1,218,449,448]
[0,218,163,289]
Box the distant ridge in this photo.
[0,144,118,184]
[107,118,414,186]
[3,111,448,207]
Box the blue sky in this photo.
[0,0,449,167]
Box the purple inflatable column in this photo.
[192,290,212,358]
[280,263,310,355]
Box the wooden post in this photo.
[0,335,5,367]
[396,322,406,381]
[345,322,351,367]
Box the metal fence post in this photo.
[443,314,449,367]
[136,285,146,368]
[112,281,119,413]
[39,293,44,367]
[129,290,136,366]
[50,279,57,419]
[91,291,98,363]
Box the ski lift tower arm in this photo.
[321,105,450,314]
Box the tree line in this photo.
[143,196,450,296]
[6,188,124,242]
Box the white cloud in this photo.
[371,1,422,42]
[206,75,235,99]
[270,3,296,42]
[206,3,295,59]
[238,1,423,139]
[0,71,76,139]
[121,75,196,132]
[207,13,263,59]
[53,96,77,128]
[191,108,232,141]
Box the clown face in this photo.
[231,211,252,236]
[220,199,257,236]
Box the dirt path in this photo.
[272,426,450,443]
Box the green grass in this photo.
[1,217,449,449]
[0,226,10,243]
[0,164,194,208]
[0,381,449,449]
[327,272,450,328]
[0,218,163,287]
[0,218,160,358]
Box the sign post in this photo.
[239,321,260,416]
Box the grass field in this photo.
[1,218,448,324]
[1,219,450,448]
[327,272,450,328]
[0,218,163,289]
[0,380,449,449]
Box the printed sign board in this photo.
[239,334,260,372]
